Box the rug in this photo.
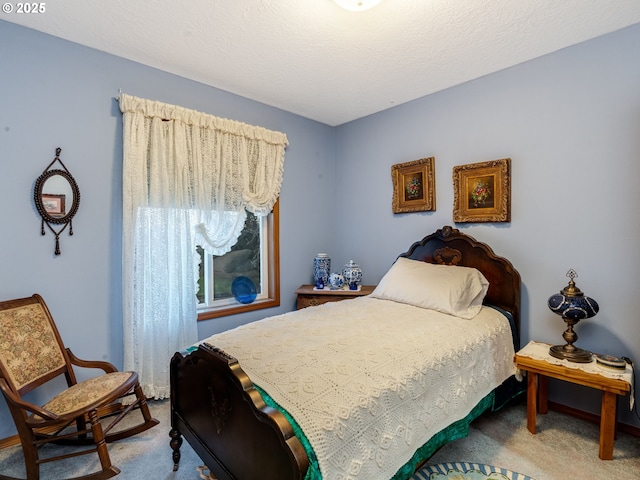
[412,462,536,480]
[197,462,535,480]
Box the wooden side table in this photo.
[295,284,375,309]
[514,341,631,460]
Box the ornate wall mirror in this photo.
[34,147,80,255]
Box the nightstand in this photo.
[295,284,375,309]
[514,341,632,460]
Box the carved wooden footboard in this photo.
[170,343,309,480]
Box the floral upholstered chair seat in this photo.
[31,372,136,423]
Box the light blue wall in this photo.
[0,20,335,437]
[334,24,640,427]
[1,18,639,439]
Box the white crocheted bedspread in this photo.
[201,297,516,480]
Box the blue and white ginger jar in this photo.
[343,260,362,290]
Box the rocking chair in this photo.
[0,294,159,480]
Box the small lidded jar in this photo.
[342,260,362,290]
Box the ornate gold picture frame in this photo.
[453,158,511,223]
[391,157,435,213]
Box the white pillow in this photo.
[370,257,489,319]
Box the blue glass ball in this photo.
[548,293,599,321]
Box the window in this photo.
[197,201,280,320]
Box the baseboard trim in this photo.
[548,400,640,437]
[0,435,18,450]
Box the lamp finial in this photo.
[561,269,583,297]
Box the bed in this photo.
[169,225,522,480]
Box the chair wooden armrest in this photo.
[66,348,118,373]
[0,378,59,421]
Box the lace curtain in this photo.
[118,94,288,398]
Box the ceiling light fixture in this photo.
[333,0,382,12]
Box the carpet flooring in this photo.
[0,397,638,479]
[426,398,640,480]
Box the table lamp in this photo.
[547,269,599,363]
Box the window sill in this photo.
[197,296,280,321]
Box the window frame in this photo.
[197,201,280,320]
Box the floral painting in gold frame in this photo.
[453,158,511,223]
[391,157,435,214]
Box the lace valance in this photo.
[119,93,288,254]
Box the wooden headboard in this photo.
[399,225,521,339]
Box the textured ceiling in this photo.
[4,0,640,126]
